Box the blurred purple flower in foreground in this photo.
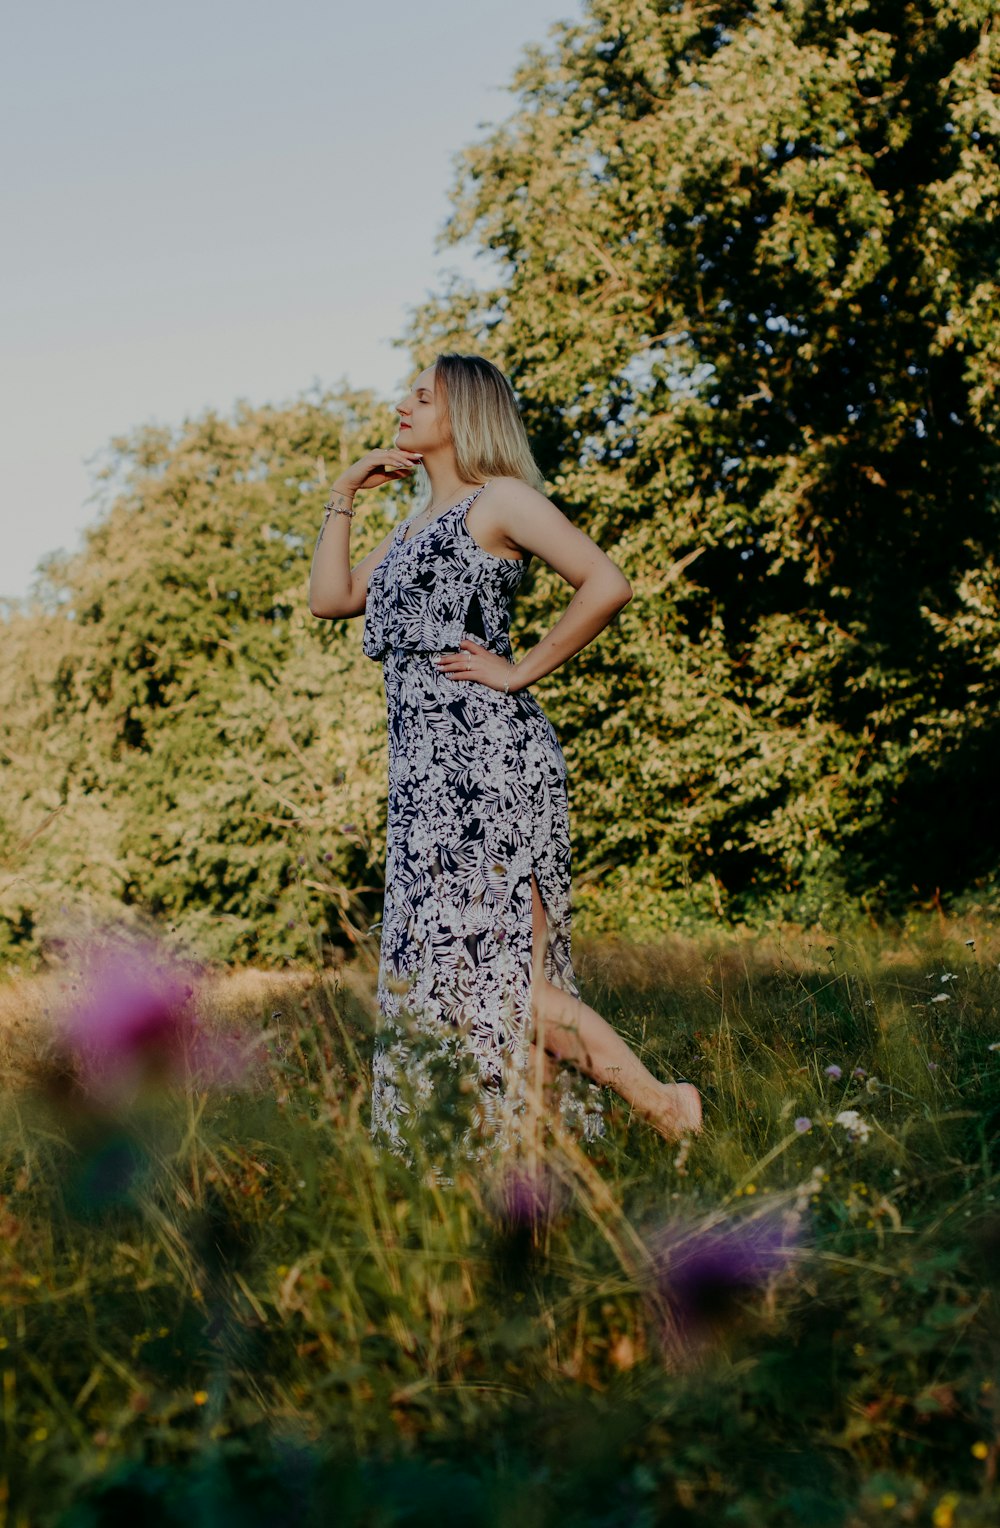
[824,1064,843,1080]
[794,1116,813,1133]
[650,1211,799,1341]
[489,1162,567,1233]
[59,936,243,1100]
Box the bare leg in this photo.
[528,874,702,1141]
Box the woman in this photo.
[309,353,701,1158]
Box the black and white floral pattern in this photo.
[363,483,603,1157]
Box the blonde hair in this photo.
[411,353,546,509]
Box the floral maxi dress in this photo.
[362,482,602,1156]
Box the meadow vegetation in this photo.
[2,0,998,965]
[2,918,998,1526]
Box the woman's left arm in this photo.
[434,477,632,692]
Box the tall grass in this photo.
[1,919,998,1526]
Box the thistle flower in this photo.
[794,1116,812,1133]
[823,1064,842,1080]
[58,934,242,1101]
[489,1163,566,1232]
[650,1211,799,1340]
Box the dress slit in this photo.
[361,487,604,1159]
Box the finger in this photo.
[458,639,483,654]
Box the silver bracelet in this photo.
[323,492,355,518]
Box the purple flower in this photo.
[490,1164,565,1232]
[852,1067,867,1080]
[794,1116,812,1133]
[824,1064,843,1080]
[58,934,244,1100]
[650,1212,799,1339]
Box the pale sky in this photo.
[1,0,579,603]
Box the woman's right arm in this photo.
[309,446,422,619]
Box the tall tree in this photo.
[405,0,999,927]
[0,390,399,964]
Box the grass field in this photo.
[1,918,998,1527]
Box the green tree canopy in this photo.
[1,390,401,964]
[404,0,999,926]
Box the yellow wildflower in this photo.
[932,1493,960,1528]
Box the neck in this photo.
[420,446,482,510]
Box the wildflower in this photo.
[793,1164,824,1213]
[940,972,957,983]
[650,1211,799,1341]
[824,1064,843,1080]
[971,1441,989,1460]
[489,1163,565,1233]
[853,1067,867,1079]
[835,1109,872,1144]
[193,1390,209,1406]
[988,1042,1000,1052]
[932,1494,960,1528]
[927,1061,939,1072]
[930,993,950,1003]
[60,939,194,1097]
[794,1116,812,1133]
[57,933,244,1100]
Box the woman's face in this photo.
[394,366,449,454]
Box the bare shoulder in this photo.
[462,476,539,560]
[474,476,624,591]
[467,476,562,558]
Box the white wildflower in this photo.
[835,1109,872,1144]
[940,972,957,983]
[930,993,950,1003]
[792,1163,826,1214]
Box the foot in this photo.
[643,1081,703,1142]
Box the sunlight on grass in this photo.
[1,919,998,1525]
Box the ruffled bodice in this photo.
[362,483,525,661]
